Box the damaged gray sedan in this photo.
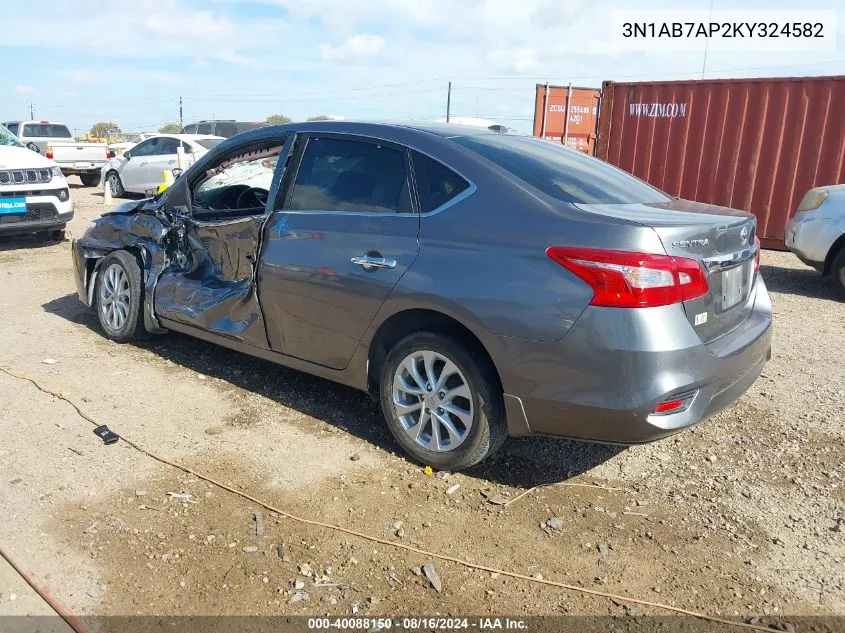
[73,122,772,470]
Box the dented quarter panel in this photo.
[72,199,172,333]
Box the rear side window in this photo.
[5,123,19,136]
[453,135,671,205]
[196,123,213,135]
[288,137,412,214]
[412,152,470,213]
[183,124,197,134]
[21,124,73,138]
[215,122,238,137]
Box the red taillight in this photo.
[106,146,115,159]
[754,236,760,272]
[654,399,685,414]
[546,247,709,308]
[45,146,53,159]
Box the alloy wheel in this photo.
[99,263,131,331]
[392,350,474,452]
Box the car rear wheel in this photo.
[379,332,506,470]
[831,247,845,300]
[80,173,100,187]
[94,251,144,342]
[106,171,125,197]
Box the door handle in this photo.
[168,160,176,164]
[351,256,397,271]
[140,162,148,166]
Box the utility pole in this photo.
[179,96,183,128]
[446,81,451,123]
[29,102,34,119]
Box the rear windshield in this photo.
[453,135,671,205]
[21,123,73,139]
[196,139,223,150]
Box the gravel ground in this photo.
[0,182,842,625]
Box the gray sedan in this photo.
[71,122,772,470]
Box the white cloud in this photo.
[14,85,33,94]
[485,48,539,74]
[319,34,386,63]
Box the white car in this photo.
[101,134,224,197]
[109,133,158,157]
[785,185,845,299]
[0,124,73,239]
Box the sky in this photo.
[1,0,843,136]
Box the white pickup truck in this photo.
[2,120,110,186]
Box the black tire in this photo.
[80,173,100,187]
[379,331,507,471]
[94,251,145,342]
[831,247,845,301]
[105,170,125,197]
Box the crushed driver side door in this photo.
[152,134,294,349]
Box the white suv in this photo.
[0,124,73,239]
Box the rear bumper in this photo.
[785,211,842,271]
[497,276,773,443]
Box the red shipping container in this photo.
[533,84,601,154]
[596,75,845,249]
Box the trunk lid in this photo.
[575,199,758,342]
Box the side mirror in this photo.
[25,142,40,153]
[171,168,183,178]
[123,150,132,160]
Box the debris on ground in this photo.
[253,511,264,536]
[242,545,259,553]
[422,563,442,593]
[299,563,314,577]
[41,358,57,365]
[436,471,451,480]
[289,591,309,603]
[546,517,564,531]
[445,484,460,495]
[597,542,609,554]
[293,580,305,590]
[166,492,195,503]
[86,584,104,599]
[350,453,361,462]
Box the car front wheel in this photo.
[94,251,144,342]
[379,332,506,471]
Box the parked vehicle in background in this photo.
[181,120,266,138]
[101,134,224,197]
[785,185,845,299]
[109,133,157,157]
[72,122,772,470]
[3,120,110,186]
[0,124,73,239]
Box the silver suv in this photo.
[785,185,845,299]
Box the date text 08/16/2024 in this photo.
[307,617,528,630]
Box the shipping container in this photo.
[596,75,845,249]
[533,84,601,154]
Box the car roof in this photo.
[226,120,516,144]
[143,133,224,141]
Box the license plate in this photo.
[721,265,745,310]
[0,197,26,215]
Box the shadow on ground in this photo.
[42,292,623,487]
[760,263,839,301]
[0,233,63,252]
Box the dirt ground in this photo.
[0,181,843,627]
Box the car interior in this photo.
[190,144,283,218]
